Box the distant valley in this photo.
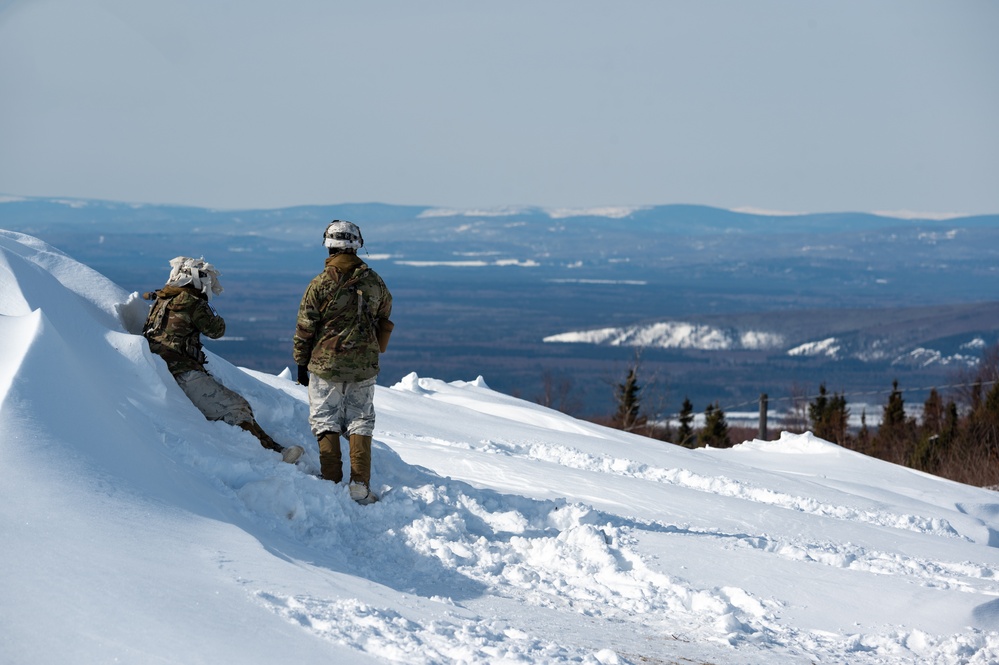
[2,197,997,420]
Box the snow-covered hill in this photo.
[546,320,988,370]
[544,321,785,351]
[3,229,999,664]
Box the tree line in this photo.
[567,345,999,488]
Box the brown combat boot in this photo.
[347,434,377,503]
[318,431,343,483]
[348,434,372,486]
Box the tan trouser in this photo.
[174,369,281,452]
[174,369,254,425]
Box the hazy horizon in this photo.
[1,1,997,216]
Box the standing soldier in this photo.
[143,256,304,464]
[293,221,393,504]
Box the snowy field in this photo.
[3,228,999,664]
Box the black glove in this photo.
[297,365,310,386]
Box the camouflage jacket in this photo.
[142,285,225,374]
[293,253,392,383]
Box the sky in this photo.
[5,229,999,664]
[1,0,998,216]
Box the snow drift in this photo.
[3,229,999,664]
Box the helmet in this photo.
[323,220,364,251]
[166,256,223,300]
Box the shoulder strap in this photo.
[316,267,378,346]
[142,290,173,339]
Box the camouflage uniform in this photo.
[293,252,392,384]
[294,251,392,487]
[143,286,270,444]
[143,285,225,375]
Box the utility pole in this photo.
[759,393,768,440]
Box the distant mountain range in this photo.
[2,196,997,416]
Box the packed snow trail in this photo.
[4,229,999,665]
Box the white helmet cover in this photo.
[166,256,223,300]
[323,220,364,251]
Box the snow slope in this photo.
[2,229,999,664]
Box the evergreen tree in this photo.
[807,384,829,433]
[944,400,959,447]
[882,380,906,430]
[854,408,871,454]
[676,397,695,448]
[808,383,849,444]
[967,381,999,459]
[873,379,914,464]
[911,388,945,472]
[829,393,849,444]
[613,366,644,432]
[921,388,944,434]
[697,402,730,448]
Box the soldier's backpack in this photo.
[322,266,379,352]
